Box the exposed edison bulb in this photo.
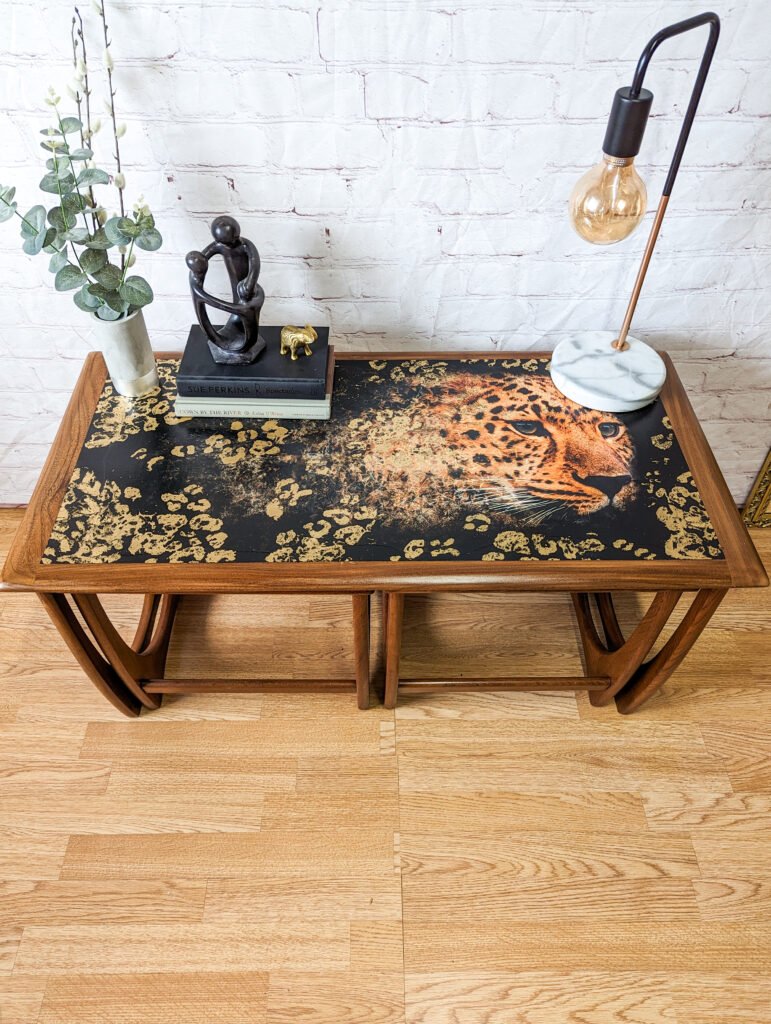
[569,153,647,245]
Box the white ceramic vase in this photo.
[91,308,159,398]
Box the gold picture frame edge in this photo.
[743,449,771,528]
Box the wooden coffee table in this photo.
[2,350,765,716]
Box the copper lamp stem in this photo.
[612,194,669,352]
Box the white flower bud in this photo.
[103,97,113,115]
[104,49,114,72]
[92,117,102,134]
[114,172,126,189]
[66,84,80,101]
[118,244,127,254]
[133,195,150,219]
[91,0,102,13]
[127,252,136,268]
[77,58,87,76]
[115,122,127,139]
[96,208,107,225]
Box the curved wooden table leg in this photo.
[383,593,404,710]
[137,595,179,663]
[595,592,625,650]
[573,591,682,707]
[615,588,727,714]
[73,594,180,710]
[38,593,142,718]
[132,594,162,651]
[352,593,370,710]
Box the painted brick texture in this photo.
[0,0,769,503]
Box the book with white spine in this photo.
[173,396,331,420]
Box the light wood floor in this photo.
[1,506,769,1023]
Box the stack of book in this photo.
[174,325,334,420]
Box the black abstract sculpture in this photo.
[186,216,266,364]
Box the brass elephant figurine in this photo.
[280,324,318,361]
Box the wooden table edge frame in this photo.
[1,350,766,716]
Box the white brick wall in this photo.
[0,0,769,503]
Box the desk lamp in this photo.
[550,12,720,412]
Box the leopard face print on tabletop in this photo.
[42,357,723,566]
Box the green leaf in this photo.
[39,172,75,194]
[0,199,17,223]
[95,304,124,321]
[40,127,62,137]
[44,235,64,254]
[20,205,48,254]
[101,289,129,314]
[0,186,18,224]
[48,206,76,234]
[73,283,103,311]
[77,167,110,187]
[54,264,86,291]
[79,247,108,275]
[20,206,46,237]
[93,262,123,290]
[119,274,153,308]
[22,233,46,255]
[117,216,141,239]
[63,226,90,243]
[40,141,69,154]
[69,147,93,162]
[135,227,162,252]
[59,116,82,135]
[63,193,88,216]
[104,216,131,246]
[45,158,73,179]
[85,227,113,250]
[49,250,68,273]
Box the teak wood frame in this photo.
[1,351,765,716]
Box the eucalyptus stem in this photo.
[52,161,89,279]
[54,108,92,239]
[119,237,134,287]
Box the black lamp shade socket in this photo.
[602,86,654,158]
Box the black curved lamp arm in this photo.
[608,11,720,352]
[630,12,720,197]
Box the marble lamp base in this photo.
[549,332,667,413]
